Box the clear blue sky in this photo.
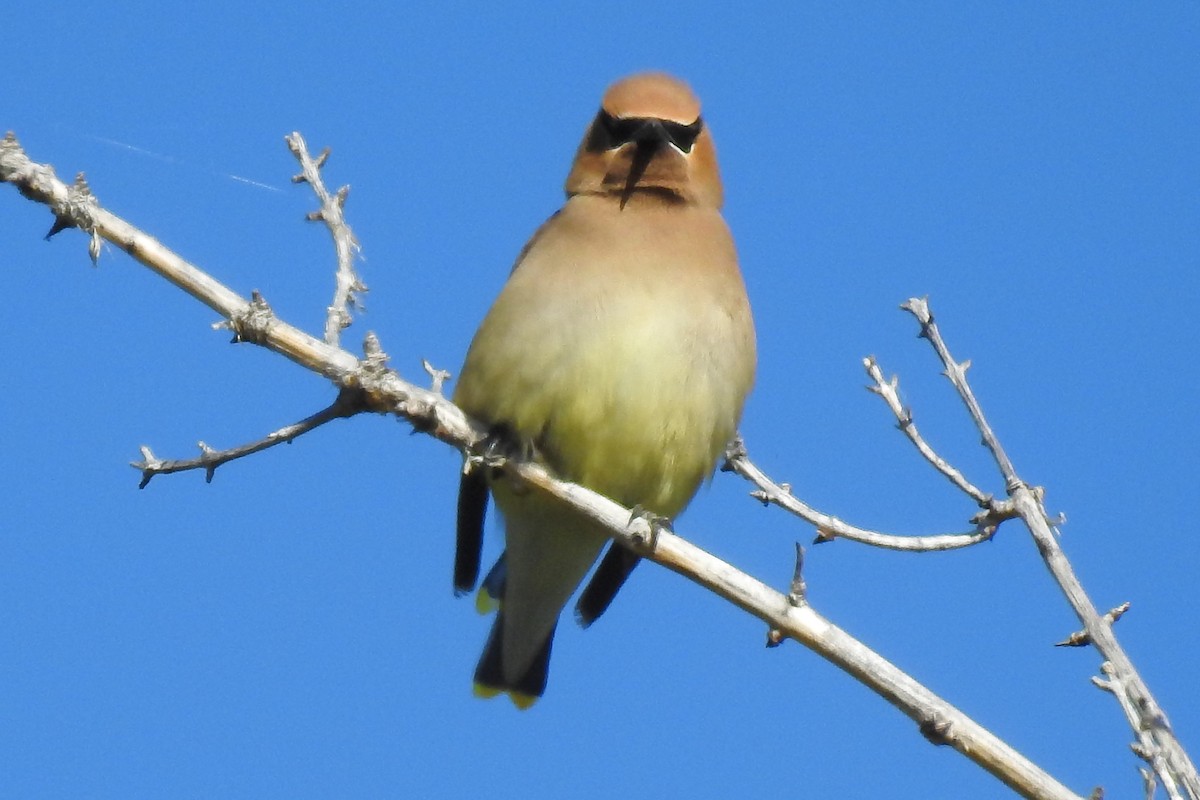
[4,4,1198,798]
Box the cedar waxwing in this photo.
[453,72,756,708]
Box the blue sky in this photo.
[4,4,1198,798]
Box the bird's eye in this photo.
[586,111,704,154]
[661,118,702,153]
[587,111,639,151]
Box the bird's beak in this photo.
[621,119,671,210]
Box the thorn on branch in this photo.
[44,172,103,267]
[198,441,218,483]
[88,230,102,265]
[813,528,836,544]
[45,214,75,240]
[330,386,372,418]
[787,543,807,607]
[1057,630,1093,648]
[133,445,162,489]
[46,171,91,238]
[422,359,451,395]
[1056,602,1132,647]
[286,131,330,183]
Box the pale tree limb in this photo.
[900,297,1200,800]
[738,286,1196,796]
[0,130,1098,800]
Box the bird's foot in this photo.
[627,505,672,550]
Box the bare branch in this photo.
[722,440,1001,551]
[131,387,372,487]
[509,458,1081,800]
[904,296,1200,799]
[863,355,992,505]
[285,132,365,347]
[1,132,1086,800]
[2,135,362,387]
[901,296,1022,489]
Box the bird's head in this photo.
[565,72,722,210]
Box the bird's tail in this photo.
[473,609,555,710]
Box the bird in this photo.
[452,72,756,708]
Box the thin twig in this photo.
[722,439,1003,551]
[902,297,1021,490]
[863,355,992,506]
[131,388,372,487]
[285,132,365,347]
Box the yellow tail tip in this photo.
[474,587,498,616]
[472,683,538,710]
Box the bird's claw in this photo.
[627,505,672,549]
